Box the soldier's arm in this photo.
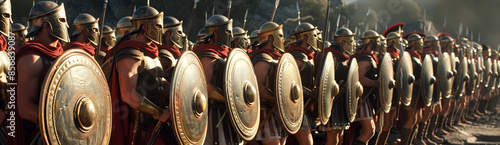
[294,59,305,70]
[199,57,225,102]
[358,60,378,87]
[254,61,275,101]
[17,54,43,123]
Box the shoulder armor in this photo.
[115,47,144,62]
[252,52,278,65]
[289,50,308,62]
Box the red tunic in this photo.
[192,44,230,59]
[158,44,182,59]
[286,45,315,59]
[387,47,401,59]
[63,41,96,56]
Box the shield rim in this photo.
[317,52,336,125]
[396,52,414,107]
[379,53,394,113]
[346,58,359,122]
[421,54,434,107]
[438,52,453,97]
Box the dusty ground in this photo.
[440,110,500,144]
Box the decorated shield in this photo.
[437,52,453,98]
[39,49,112,144]
[482,58,492,87]
[379,53,395,113]
[275,53,304,134]
[224,48,260,141]
[317,52,339,125]
[454,56,468,98]
[421,54,435,106]
[170,51,208,145]
[396,52,415,106]
[346,58,363,122]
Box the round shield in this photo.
[275,53,304,134]
[454,56,468,98]
[379,53,395,113]
[497,61,500,88]
[39,49,112,144]
[437,52,453,97]
[449,53,457,90]
[421,54,435,106]
[482,58,492,87]
[170,51,208,145]
[317,52,339,125]
[346,58,362,122]
[476,58,483,88]
[224,48,260,141]
[467,58,477,93]
[396,52,414,107]
[488,59,497,91]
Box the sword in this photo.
[227,0,232,18]
[270,0,280,22]
[186,0,200,37]
[243,8,248,29]
[96,0,108,60]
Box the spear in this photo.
[96,0,108,60]
[227,0,232,18]
[270,0,280,22]
[296,0,301,25]
[361,9,370,25]
[147,0,150,6]
[243,8,248,29]
[205,12,208,25]
[336,13,340,31]
[186,0,200,36]
[478,33,481,43]
[346,19,350,28]
[322,0,331,49]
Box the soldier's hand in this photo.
[159,109,170,123]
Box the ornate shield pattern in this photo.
[275,53,304,134]
[317,52,339,125]
[224,48,260,141]
[379,53,395,113]
[39,49,112,144]
[170,51,208,145]
[421,54,435,106]
[346,58,363,122]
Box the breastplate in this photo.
[136,55,167,108]
[300,59,315,89]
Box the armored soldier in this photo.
[192,14,243,145]
[248,30,259,53]
[435,35,457,136]
[158,16,183,74]
[107,6,174,145]
[285,22,319,145]
[14,1,68,144]
[12,23,28,48]
[251,21,288,145]
[352,30,380,145]
[0,0,10,140]
[319,27,356,145]
[115,16,132,42]
[231,27,250,52]
[196,28,206,45]
[95,25,115,65]
[64,13,99,56]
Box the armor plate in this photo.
[396,52,414,106]
[421,54,435,106]
[170,51,208,145]
[275,53,304,134]
[379,53,395,113]
[39,49,111,144]
[346,58,362,122]
[224,48,260,141]
[437,52,453,97]
[317,52,339,125]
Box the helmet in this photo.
[361,30,381,53]
[163,16,186,49]
[424,35,440,51]
[27,1,69,42]
[258,22,284,52]
[204,14,233,47]
[386,32,403,50]
[130,6,164,44]
[0,0,11,36]
[231,27,249,49]
[333,28,355,54]
[101,25,116,48]
[293,22,320,51]
[439,36,454,53]
[197,28,206,41]
[72,13,99,45]
[116,16,132,40]
[407,34,423,53]
[12,23,27,37]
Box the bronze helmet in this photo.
[231,26,249,49]
[439,36,454,52]
[72,13,99,45]
[130,6,164,44]
[0,0,11,36]
[163,16,186,49]
[407,34,423,53]
[424,35,440,51]
[386,32,403,50]
[197,28,206,42]
[258,22,284,52]
[293,22,320,51]
[361,30,381,53]
[101,25,116,48]
[27,1,70,42]
[116,16,132,41]
[204,14,233,47]
[333,27,355,54]
[12,23,27,37]
[249,30,259,44]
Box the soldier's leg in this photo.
[356,119,376,143]
[325,130,343,145]
[294,129,313,145]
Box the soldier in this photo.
[231,27,250,52]
[64,13,99,56]
[248,30,260,53]
[319,27,356,145]
[435,35,457,136]
[352,30,379,145]
[251,21,288,145]
[478,44,492,115]
[195,28,206,45]
[14,1,68,144]
[106,6,174,145]
[192,14,242,145]
[0,0,10,139]
[95,25,116,65]
[158,16,184,74]
[115,16,132,42]
[285,22,320,145]
[12,23,28,48]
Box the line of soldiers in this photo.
[1,1,498,145]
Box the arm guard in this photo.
[138,97,163,119]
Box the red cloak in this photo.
[250,48,282,60]
[192,44,229,59]
[387,47,401,59]
[158,44,182,59]
[63,41,96,56]
[286,45,315,59]
[354,49,379,64]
